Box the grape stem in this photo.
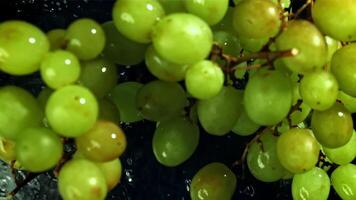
[286,99,303,127]
[289,0,312,19]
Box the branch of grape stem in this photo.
[289,0,313,19]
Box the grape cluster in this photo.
[1,0,356,200]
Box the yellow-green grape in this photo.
[110,82,144,123]
[292,167,330,200]
[299,71,338,111]
[323,131,356,165]
[40,50,81,89]
[325,35,341,64]
[277,128,320,174]
[312,0,356,41]
[275,20,327,74]
[244,69,293,126]
[190,162,236,200]
[184,0,229,25]
[37,87,54,111]
[239,36,269,53]
[153,117,199,167]
[272,0,291,8]
[65,18,105,60]
[311,102,353,148]
[95,159,122,191]
[15,127,63,172]
[0,86,43,140]
[197,87,243,136]
[185,60,224,100]
[76,121,127,162]
[152,13,213,65]
[247,130,287,182]
[46,85,98,137]
[211,7,236,34]
[98,98,120,123]
[136,80,187,121]
[78,58,117,98]
[331,44,356,97]
[47,29,66,50]
[0,137,16,163]
[290,102,311,126]
[157,0,186,14]
[233,0,281,39]
[213,31,242,56]
[0,20,49,75]
[331,164,356,200]
[338,91,356,113]
[234,62,247,79]
[101,21,147,66]
[112,0,165,43]
[58,159,107,200]
[145,46,188,82]
[232,106,260,136]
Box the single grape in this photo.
[244,69,293,125]
[157,0,186,14]
[185,60,224,100]
[232,106,260,136]
[331,164,356,200]
[184,0,229,25]
[211,7,236,34]
[338,91,356,113]
[213,31,242,56]
[58,159,107,200]
[15,127,63,172]
[95,159,122,191]
[0,86,43,140]
[239,36,269,53]
[190,162,236,200]
[292,167,330,200]
[153,117,199,167]
[234,62,247,79]
[112,0,165,43]
[37,87,54,111]
[152,13,213,65]
[46,85,98,137]
[98,98,120,123]
[0,137,16,163]
[136,80,187,121]
[145,46,188,82]
[323,130,356,165]
[325,35,341,64]
[277,128,320,174]
[76,120,126,162]
[40,50,81,89]
[101,21,148,65]
[65,18,105,60]
[78,58,117,98]
[109,82,144,123]
[0,20,49,75]
[47,29,66,50]
[311,102,353,148]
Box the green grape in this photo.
[145,46,188,82]
[0,86,43,140]
[153,117,199,167]
[247,130,287,182]
[275,20,327,74]
[290,102,311,126]
[65,18,105,60]
[101,21,147,65]
[78,58,117,98]
[189,103,199,125]
[325,35,340,64]
[323,131,356,165]
[37,87,54,110]
[299,71,338,111]
[112,0,165,43]
[331,164,356,200]
[292,167,330,200]
[58,159,107,200]
[152,13,213,65]
[211,7,236,34]
[109,82,143,123]
[47,29,66,50]
[232,106,260,136]
[197,86,243,136]
[277,128,320,174]
[40,50,81,89]
[46,85,98,137]
[0,137,16,163]
[185,60,224,100]
[136,80,187,121]
[234,62,247,79]
[190,162,236,200]
[311,102,353,148]
[95,159,122,191]
[273,0,291,8]
[244,69,293,126]
[239,36,269,53]
[98,98,120,123]
[15,127,63,172]
[331,44,356,97]
[157,0,186,14]
[0,20,49,75]
[213,31,242,56]
[184,0,229,25]
[76,121,126,162]
[312,0,356,41]
[233,0,281,39]
[338,91,356,113]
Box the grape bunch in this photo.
[1,0,356,199]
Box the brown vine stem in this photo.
[289,0,312,19]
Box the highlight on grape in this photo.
[1,0,356,199]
